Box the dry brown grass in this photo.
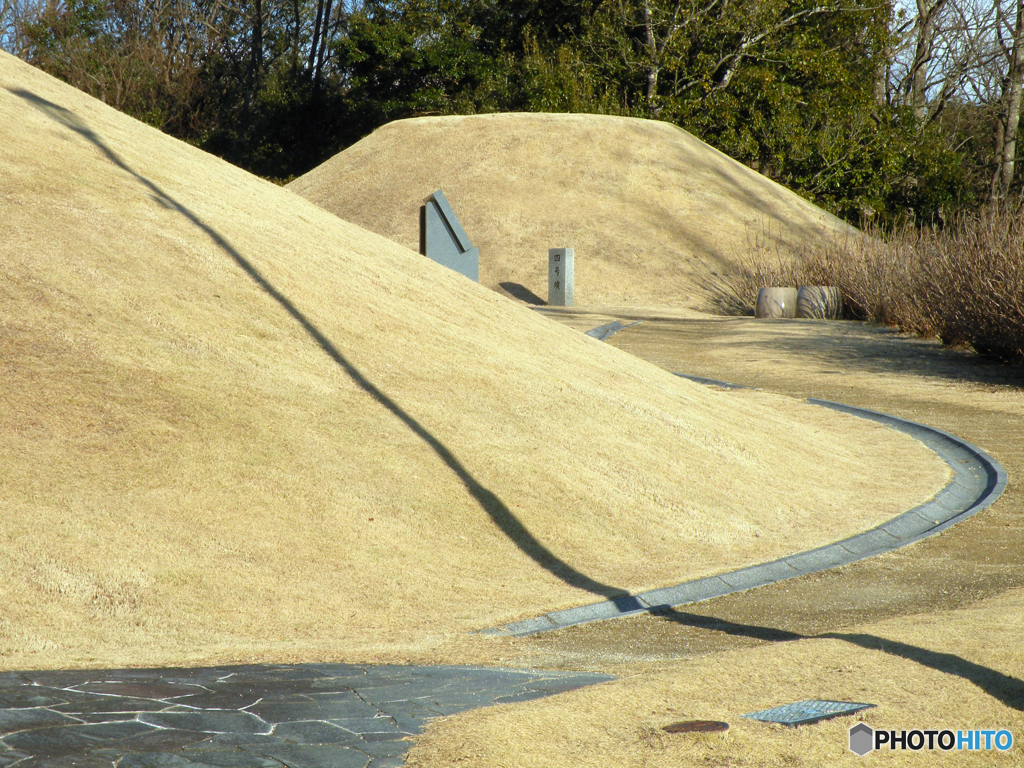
[0,51,949,671]
[698,224,807,316]
[287,113,854,311]
[883,210,1024,362]
[406,586,1024,767]
[402,315,1024,768]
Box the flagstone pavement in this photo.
[0,663,614,767]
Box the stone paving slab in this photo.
[584,320,642,342]
[0,665,613,767]
[482,366,1007,638]
[880,512,937,539]
[836,527,902,557]
[717,560,800,591]
[545,597,646,627]
[784,545,859,573]
[636,577,734,608]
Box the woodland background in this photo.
[2,0,1023,226]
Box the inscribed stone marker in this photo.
[548,248,574,307]
[419,189,479,282]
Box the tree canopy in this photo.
[3,0,1021,224]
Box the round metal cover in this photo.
[663,720,729,733]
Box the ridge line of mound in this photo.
[288,112,855,311]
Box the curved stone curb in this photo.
[584,320,642,341]
[481,378,1007,638]
[673,372,756,390]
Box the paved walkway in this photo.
[0,664,612,767]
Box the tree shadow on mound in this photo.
[649,606,1024,712]
[11,86,638,608]
[15,89,1021,714]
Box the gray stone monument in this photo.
[419,189,479,282]
[548,248,574,307]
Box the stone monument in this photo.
[548,248,574,307]
[419,190,479,282]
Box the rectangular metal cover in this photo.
[742,700,875,727]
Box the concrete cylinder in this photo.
[796,286,843,319]
[755,287,798,319]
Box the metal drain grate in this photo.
[742,700,875,727]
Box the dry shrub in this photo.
[918,209,1024,361]
[716,208,1024,362]
[797,227,938,335]
[699,228,803,316]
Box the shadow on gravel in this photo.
[12,87,638,608]
[651,607,1024,712]
[659,318,1024,389]
[826,632,1024,713]
[651,607,803,643]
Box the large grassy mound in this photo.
[0,52,945,669]
[288,112,853,310]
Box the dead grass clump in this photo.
[917,209,1024,361]
[716,208,1024,363]
[796,229,936,334]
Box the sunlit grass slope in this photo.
[288,112,854,310]
[0,52,945,669]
